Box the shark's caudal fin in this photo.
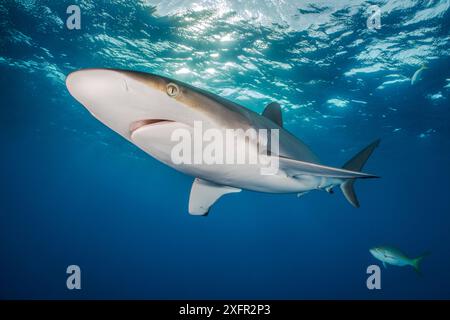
[412,252,429,274]
[340,139,380,208]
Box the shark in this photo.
[66,68,380,215]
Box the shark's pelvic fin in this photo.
[188,178,241,216]
[340,139,381,208]
[262,102,283,127]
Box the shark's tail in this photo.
[340,139,381,208]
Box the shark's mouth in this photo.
[129,119,175,135]
[129,118,193,162]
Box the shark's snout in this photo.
[66,68,153,124]
[65,68,187,138]
[66,69,127,104]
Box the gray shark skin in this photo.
[66,68,380,215]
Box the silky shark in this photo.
[66,68,380,215]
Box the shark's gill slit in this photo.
[129,119,174,134]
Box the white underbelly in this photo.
[129,121,324,193]
[171,161,322,193]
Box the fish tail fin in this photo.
[340,139,381,208]
[412,252,430,275]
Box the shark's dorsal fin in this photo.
[262,102,283,127]
[188,178,241,215]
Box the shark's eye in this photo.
[166,83,179,97]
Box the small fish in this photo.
[370,246,429,273]
[411,64,428,85]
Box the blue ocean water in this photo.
[1,0,450,299]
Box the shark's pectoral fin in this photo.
[188,178,241,216]
[262,102,283,127]
[383,261,387,269]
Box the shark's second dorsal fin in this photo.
[188,178,241,215]
[262,102,283,127]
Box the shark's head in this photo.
[66,68,239,139]
[66,68,254,167]
[66,69,180,138]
